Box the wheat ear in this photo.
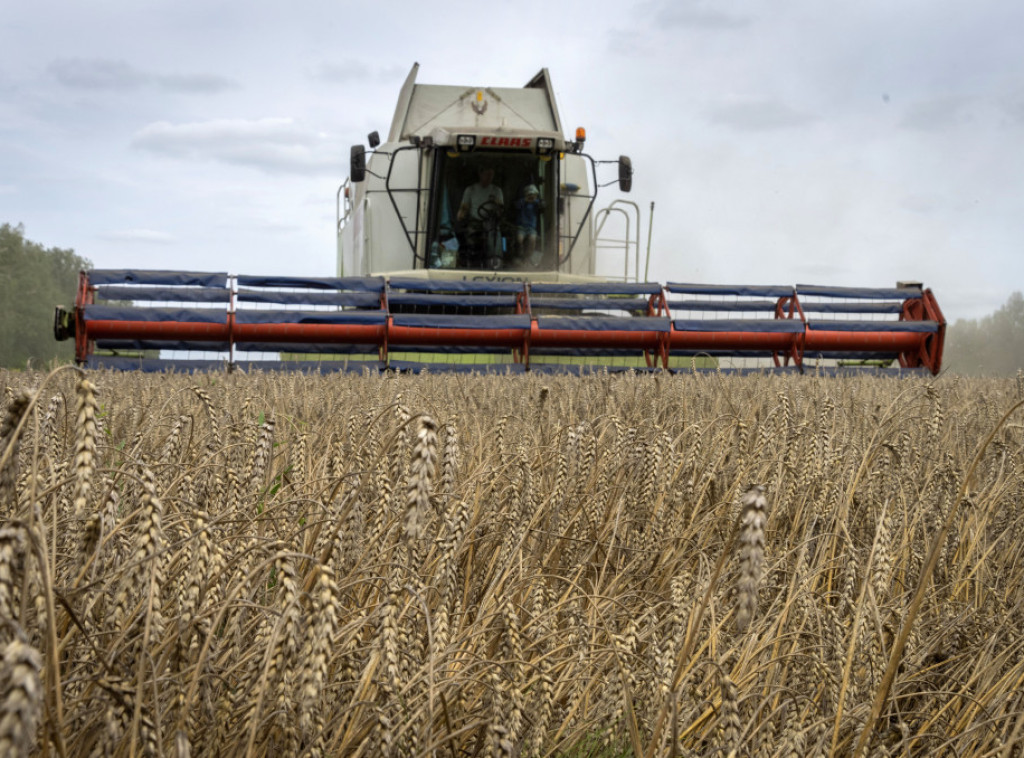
[0,393,32,509]
[735,484,768,633]
[0,638,43,756]
[403,416,438,540]
[72,377,100,567]
[300,563,340,749]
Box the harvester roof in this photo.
[388,62,565,143]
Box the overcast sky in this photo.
[3,0,1022,322]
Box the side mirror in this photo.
[350,145,366,183]
[618,155,633,193]
[367,131,380,149]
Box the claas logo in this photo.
[479,136,534,148]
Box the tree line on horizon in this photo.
[941,290,1024,377]
[0,223,1019,375]
[0,223,90,369]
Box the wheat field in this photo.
[1,367,1022,757]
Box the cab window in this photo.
[427,150,556,271]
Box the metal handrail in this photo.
[595,199,641,282]
[336,178,352,234]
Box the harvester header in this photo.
[56,269,944,374]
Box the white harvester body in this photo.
[337,63,634,283]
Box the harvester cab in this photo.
[339,64,635,282]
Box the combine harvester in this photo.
[54,64,945,374]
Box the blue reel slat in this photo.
[388,293,520,308]
[84,305,227,324]
[95,340,227,352]
[528,296,654,311]
[235,275,385,291]
[666,283,794,298]
[95,286,231,303]
[531,282,662,295]
[88,270,228,287]
[797,302,904,314]
[233,310,387,325]
[390,314,531,330]
[388,278,524,293]
[796,284,921,299]
[667,299,782,312]
[536,316,670,332]
[673,319,805,333]
[235,289,381,307]
[807,320,939,333]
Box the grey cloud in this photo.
[793,261,849,280]
[49,58,149,90]
[250,219,303,234]
[49,58,238,93]
[999,90,1024,125]
[154,73,239,94]
[901,194,943,214]
[100,229,176,244]
[899,96,972,131]
[645,0,750,30]
[606,30,654,57]
[1001,99,1024,125]
[131,118,342,175]
[708,100,817,131]
[311,60,370,83]
[311,61,407,84]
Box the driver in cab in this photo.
[457,166,505,266]
[458,166,503,222]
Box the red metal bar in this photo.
[803,330,926,353]
[649,291,670,369]
[80,318,935,364]
[772,295,805,369]
[388,324,526,348]
[233,322,385,344]
[74,271,93,363]
[919,289,946,374]
[86,320,232,341]
[668,331,800,352]
[529,324,664,350]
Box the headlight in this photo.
[457,134,476,151]
[537,137,554,155]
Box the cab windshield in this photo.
[427,150,557,272]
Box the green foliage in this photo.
[560,733,633,757]
[945,291,1024,376]
[0,223,91,368]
